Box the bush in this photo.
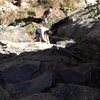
[25,23,37,38]
[60,0,77,15]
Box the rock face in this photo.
[20,93,59,100]
[87,24,100,38]
[0,40,54,54]
[0,4,100,100]
[0,43,100,100]
[52,83,100,100]
[53,6,100,38]
[2,61,40,83]
[6,71,52,97]
[0,26,33,42]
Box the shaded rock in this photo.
[91,67,100,88]
[1,61,40,83]
[87,25,100,38]
[20,93,59,100]
[0,53,16,61]
[52,83,100,100]
[53,6,99,38]
[55,66,91,84]
[6,71,52,97]
[57,24,76,38]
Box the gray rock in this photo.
[55,66,91,84]
[52,83,100,100]
[91,67,100,88]
[0,26,33,42]
[20,93,59,100]
[6,71,52,97]
[2,61,40,83]
[87,24,100,38]
[56,7,98,38]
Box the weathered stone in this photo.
[87,24,100,38]
[0,40,54,55]
[91,67,100,88]
[6,71,52,97]
[1,61,40,83]
[0,26,33,42]
[19,93,59,100]
[52,83,100,100]
[55,67,90,84]
[53,6,99,38]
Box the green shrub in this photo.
[60,0,77,15]
[25,23,37,38]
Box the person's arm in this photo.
[42,34,50,44]
[46,34,50,44]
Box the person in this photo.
[41,14,48,25]
[41,6,53,25]
[47,6,53,19]
[35,26,52,44]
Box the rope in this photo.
[50,36,70,40]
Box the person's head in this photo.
[45,30,53,36]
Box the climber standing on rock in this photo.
[35,26,52,44]
[41,6,53,25]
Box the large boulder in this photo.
[1,61,40,83]
[5,71,52,97]
[0,26,33,42]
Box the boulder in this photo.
[52,83,100,100]
[6,71,52,97]
[1,61,40,83]
[20,93,58,100]
[55,66,91,84]
[0,26,33,42]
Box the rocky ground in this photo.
[0,41,100,100]
[0,25,100,100]
[0,1,100,100]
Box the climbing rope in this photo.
[50,36,71,41]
